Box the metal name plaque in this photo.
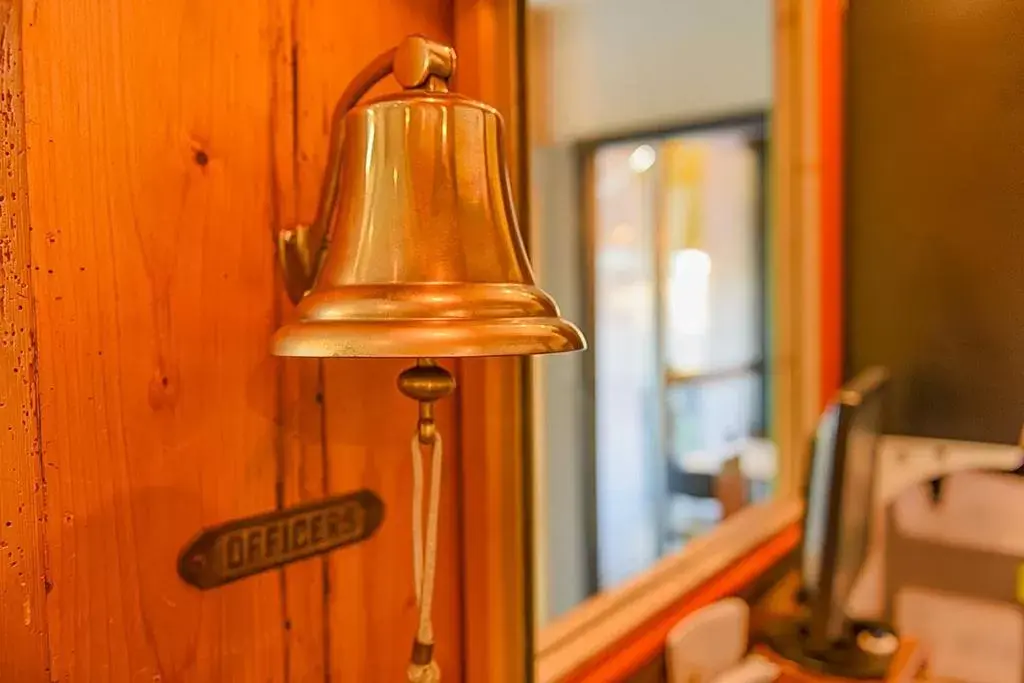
[178,490,384,589]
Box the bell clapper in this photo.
[398,360,455,682]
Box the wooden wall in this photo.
[454,2,532,681]
[0,0,526,681]
[770,0,831,495]
[0,0,49,678]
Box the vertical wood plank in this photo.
[771,0,803,496]
[772,0,822,495]
[290,2,463,680]
[458,357,529,682]
[278,366,328,683]
[453,1,532,681]
[0,1,49,680]
[22,1,286,680]
[796,0,823,436]
[268,0,331,679]
[279,360,328,683]
[318,359,462,681]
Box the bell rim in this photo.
[295,283,562,324]
[272,317,586,358]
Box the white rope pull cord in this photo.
[408,432,443,683]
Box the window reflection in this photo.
[593,141,661,587]
[527,0,775,634]
[592,124,773,589]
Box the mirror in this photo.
[526,0,778,625]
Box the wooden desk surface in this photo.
[750,572,927,682]
[753,642,924,683]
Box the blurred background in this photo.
[526,0,1024,633]
[527,0,776,623]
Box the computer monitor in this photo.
[764,366,893,678]
[801,366,889,650]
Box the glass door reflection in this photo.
[591,120,772,590]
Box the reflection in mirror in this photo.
[527,0,775,626]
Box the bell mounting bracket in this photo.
[277,35,457,304]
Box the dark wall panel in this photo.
[845,0,1024,444]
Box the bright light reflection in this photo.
[667,248,712,371]
[628,144,656,174]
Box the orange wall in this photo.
[818,0,844,403]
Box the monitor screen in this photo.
[830,392,883,632]
[801,367,888,645]
[802,403,840,594]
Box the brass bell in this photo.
[273,35,585,358]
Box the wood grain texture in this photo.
[4,0,527,679]
[458,357,529,683]
[0,1,49,680]
[278,357,328,683]
[771,0,821,495]
[320,359,462,681]
[291,2,463,680]
[22,1,285,680]
[268,0,331,679]
[453,2,532,680]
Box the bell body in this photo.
[273,90,585,358]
